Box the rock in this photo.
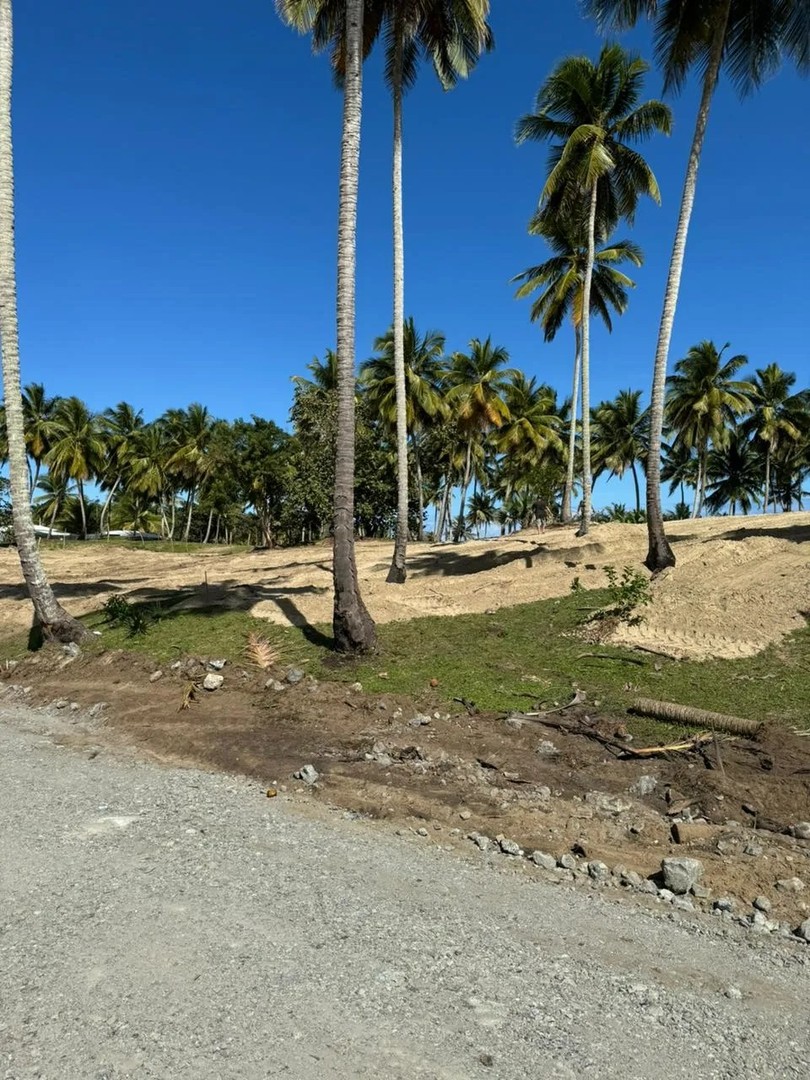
[459,810,472,821]
[479,1054,494,1068]
[409,713,431,728]
[672,897,694,911]
[293,764,319,786]
[505,717,524,731]
[149,671,163,683]
[536,740,559,756]
[629,775,658,797]
[69,702,80,712]
[469,833,492,853]
[691,884,711,900]
[790,822,810,841]
[585,792,632,814]
[54,699,69,710]
[202,673,224,692]
[207,659,227,671]
[775,876,805,893]
[620,870,643,889]
[170,660,183,670]
[753,895,772,913]
[349,682,363,693]
[743,842,763,857]
[658,888,675,903]
[797,919,810,942]
[417,827,429,837]
[714,897,735,913]
[558,854,578,871]
[661,857,704,895]
[530,851,557,871]
[264,679,286,692]
[725,986,742,1000]
[62,642,81,658]
[750,911,770,930]
[497,836,523,857]
[285,667,305,685]
[637,879,659,896]
[536,785,552,800]
[587,861,610,882]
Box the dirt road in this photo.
[1,704,807,1079]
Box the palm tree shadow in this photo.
[273,596,333,649]
[714,522,810,544]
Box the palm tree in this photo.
[98,401,144,536]
[743,363,806,513]
[467,490,496,539]
[33,472,73,537]
[705,430,763,516]
[513,216,643,522]
[165,404,216,541]
[361,317,446,541]
[278,0,376,651]
[22,382,57,499]
[128,423,171,535]
[46,397,105,539]
[0,1,86,639]
[292,349,340,396]
[592,389,648,513]
[446,337,513,541]
[585,0,810,568]
[494,373,563,480]
[382,1,492,582]
[660,436,698,510]
[664,341,753,516]
[516,44,670,535]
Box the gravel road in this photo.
[1,703,808,1080]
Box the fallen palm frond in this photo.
[180,681,198,711]
[629,698,761,737]
[623,733,714,758]
[243,632,279,670]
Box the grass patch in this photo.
[2,587,807,739]
[33,538,248,556]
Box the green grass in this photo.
[34,538,248,556]
[3,587,807,738]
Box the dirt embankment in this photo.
[1,513,809,660]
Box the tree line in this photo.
[0,0,807,650]
[3,337,808,544]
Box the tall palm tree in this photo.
[382,0,492,582]
[592,389,648,513]
[704,429,763,516]
[22,382,57,499]
[46,397,105,539]
[516,44,670,535]
[494,372,563,480]
[278,0,376,651]
[361,317,446,541]
[660,435,698,511]
[513,216,643,522]
[585,0,810,568]
[128,423,171,535]
[664,340,753,516]
[98,401,144,536]
[446,337,513,541]
[0,1,86,639]
[165,404,215,541]
[742,363,806,513]
[33,472,73,537]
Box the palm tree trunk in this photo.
[697,449,709,517]
[332,0,376,653]
[30,459,40,503]
[764,446,771,513]
[203,507,214,544]
[576,182,598,537]
[691,463,701,518]
[645,0,732,571]
[454,440,473,542]
[77,479,87,538]
[169,495,176,539]
[387,26,408,585]
[561,323,581,524]
[0,3,86,639]
[99,475,120,537]
[48,498,59,538]
[414,441,425,542]
[434,475,451,542]
[183,487,195,542]
[630,460,641,516]
[214,514,221,544]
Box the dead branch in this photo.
[620,733,714,758]
[629,697,761,737]
[577,652,646,666]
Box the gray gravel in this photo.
[1,703,808,1080]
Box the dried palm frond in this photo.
[180,681,198,711]
[243,632,279,670]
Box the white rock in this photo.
[208,659,227,670]
[202,673,224,691]
[797,919,810,942]
[629,775,658,797]
[149,671,163,682]
[790,822,810,841]
[661,857,704,895]
[531,851,557,871]
[293,764,319,786]
[775,876,805,893]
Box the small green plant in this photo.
[597,564,653,627]
[570,576,583,593]
[102,595,157,637]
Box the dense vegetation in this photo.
[2,339,808,545]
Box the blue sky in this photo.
[11,1,810,507]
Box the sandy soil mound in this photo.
[1,513,808,659]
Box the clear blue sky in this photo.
[12,1,810,505]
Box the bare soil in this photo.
[6,646,810,929]
[2,512,810,659]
